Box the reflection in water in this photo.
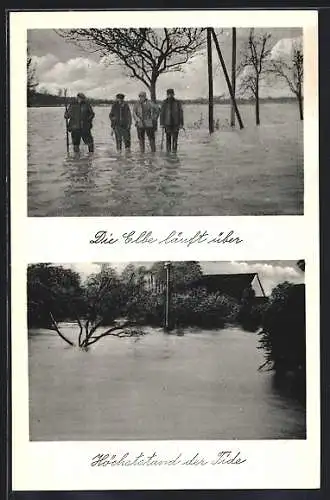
[101,151,183,216]
[29,325,306,441]
[28,104,303,216]
[65,154,95,182]
[63,154,97,215]
[270,369,306,406]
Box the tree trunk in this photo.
[255,88,260,126]
[298,91,303,121]
[150,79,157,102]
[150,77,158,131]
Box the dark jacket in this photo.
[160,98,184,129]
[109,102,132,129]
[65,101,95,132]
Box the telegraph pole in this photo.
[230,28,237,127]
[207,28,214,134]
[211,28,244,130]
[164,262,171,331]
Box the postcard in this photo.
[9,9,319,491]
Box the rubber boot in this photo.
[150,138,156,153]
[173,136,178,154]
[88,143,94,153]
[166,133,172,153]
[73,145,80,153]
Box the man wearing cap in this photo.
[160,89,184,153]
[64,93,95,153]
[109,93,132,152]
[133,91,160,153]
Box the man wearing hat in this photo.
[109,93,132,152]
[160,89,184,153]
[133,91,160,153]
[64,92,95,153]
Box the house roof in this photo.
[183,273,258,298]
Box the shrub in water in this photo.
[258,281,305,375]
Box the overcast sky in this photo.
[28,28,302,100]
[56,260,304,296]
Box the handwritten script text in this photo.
[90,451,247,467]
[90,230,244,248]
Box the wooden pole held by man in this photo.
[64,88,70,153]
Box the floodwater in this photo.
[27,103,303,216]
[28,324,306,441]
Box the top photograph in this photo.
[27,26,304,217]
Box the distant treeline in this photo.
[28,91,297,108]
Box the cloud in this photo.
[30,28,302,99]
[270,36,303,60]
[61,262,100,280]
[228,261,301,280]
[234,36,304,99]
[32,41,296,100]
[34,55,119,96]
[63,262,154,280]
[32,53,59,72]
[43,58,97,83]
[33,51,217,99]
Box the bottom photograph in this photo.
[27,260,306,441]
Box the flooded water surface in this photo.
[28,103,303,216]
[29,325,306,440]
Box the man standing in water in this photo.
[109,93,132,152]
[64,92,95,153]
[160,89,184,153]
[133,91,160,153]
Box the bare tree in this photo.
[27,48,38,105]
[269,43,303,120]
[237,29,272,125]
[56,28,205,101]
[28,264,145,351]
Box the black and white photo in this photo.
[27,26,304,216]
[9,8,320,492]
[28,260,306,441]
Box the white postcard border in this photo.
[10,9,319,491]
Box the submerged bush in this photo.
[258,282,306,374]
[172,288,240,328]
[238,302,268,332]
[125,287,240,329]
[125,290,165,325]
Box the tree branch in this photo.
[49,311,75,347]
[56,28,204,95]
[85,322,144,347]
